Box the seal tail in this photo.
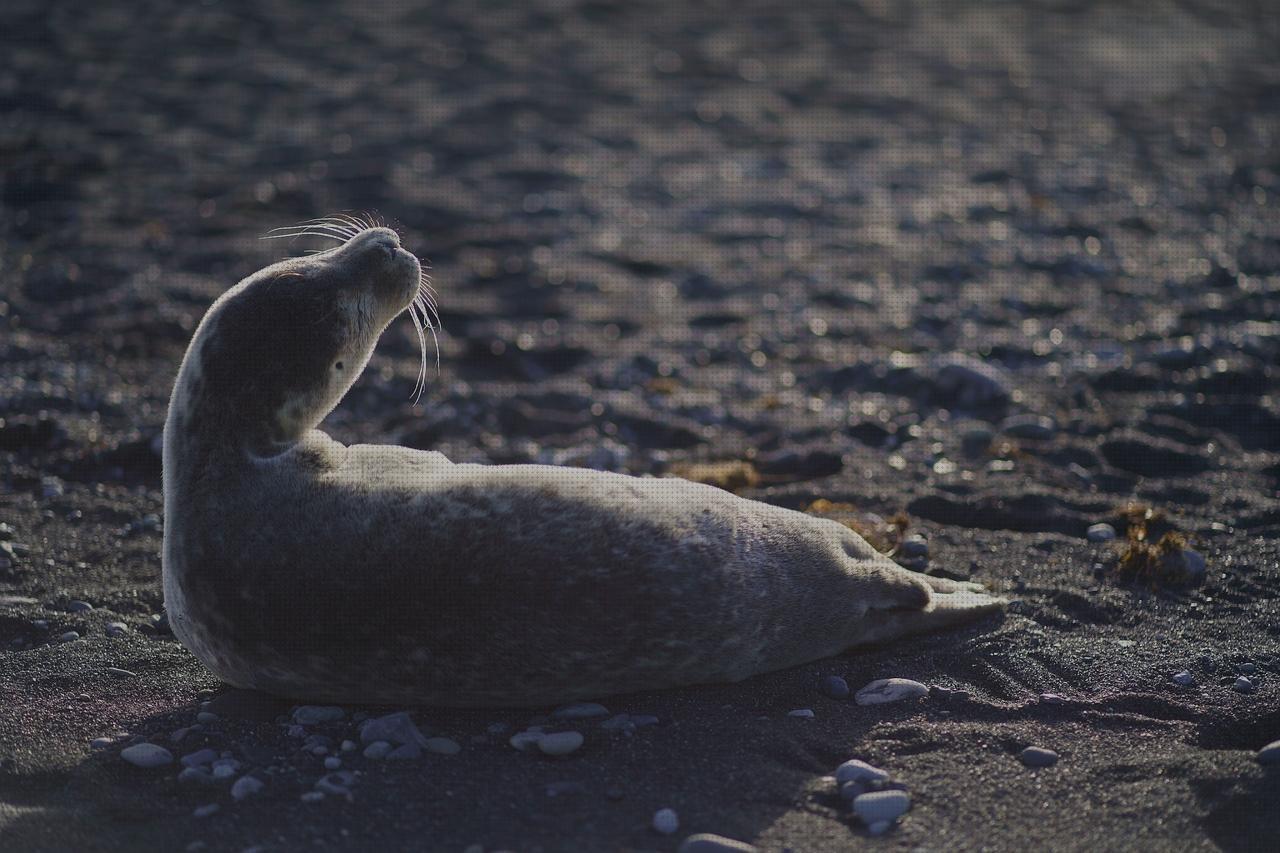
[854,574,1005,647]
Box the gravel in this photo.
[854,678,929,705]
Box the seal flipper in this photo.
[850,574,1005,647]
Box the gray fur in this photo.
[163,227,1004,707]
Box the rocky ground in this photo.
[2,0,1280,850]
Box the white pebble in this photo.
[835,759,889,786]
[853,790,910,824]
[120,743,173,768]
[652,807,679,835]
[1087,523,1117,542]
[855,678,929,705]
[538,731,585,756]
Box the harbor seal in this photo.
[162,219,1004,707]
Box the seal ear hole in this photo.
[334,361,344,371]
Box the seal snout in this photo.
[347,226,403,257]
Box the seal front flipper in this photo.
[850,573,1005,648]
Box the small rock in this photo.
[852,790,910,824]
[1002,414,1057,440]
[359,711,427,746]
[121,743,173,768]
[1019,746,1059,767]
[821,675,850,699]
[677,833,759,853]
[67,600,93,613]
[1256,739,1280,765]
[1234,676,1255,693]
[425,737,461,755]
[509,731,546,751]
[1039,693,1066,705]
[551,702,610,719]
[1172,671,1195,686]
[854,678,929,705]
[538,731,585,756]
[835,759,890,787]
[630,714,659,727]
[315,771,356,798]
[192,804,220,818]
[90,737,115,749]
[58,631,80,643]
[180,748,218,768]
[324,756,341,770]
[788,708,815,718]
[230,776,264,801]
[362,741,392,760]
[195,712,218,725]
[300,791,325,803]
[106,667,136,678]
[387,742,422,760]
[292,705,345,725]
[1239,662,1257,675]
[340,740,357,752]
[866,820,893,836]
[653,808,679,835]
[1086,523,1116,543]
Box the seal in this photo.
[162,219,1004,707]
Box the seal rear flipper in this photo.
[850,576,1005,647]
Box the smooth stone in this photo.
[1002,414,1057,440]
[551,702,609,719]
[387,742,422,760]
[362,741,392,760]
[1256,740,1280,765]
[821,675,850,699]
[425,737,461,755]
[121,743,173,768]
[315,771,356,798]
[180,748,218,768]
[67,600,93,612]
[677,833,759,853]
[230,775,264,800]
[211,764,236,779]
[1173,671,1195,686]
[195,712,218,724]
[835,759,889,786]
[324,756,341,770]
[788,708,815,718]
[510,731,546,751]
[1234,676,1254,693]
[178,767,214,785]
[538,731,585,756]
[1086,523,1117,543]
[1239,662,1257,675]
[630,714,659,727]
[359,711,427,746]
[300,791,325,803]
[192,804,220,818]
[1020,746,1059,767]
[653,808,679,835]
[867,820,893,836]
[58,631,80,643]
[90,737,115,749]
[292,705,345,725]
[105,622,128,637]
[855,678,929,705]
[853,790,910,823]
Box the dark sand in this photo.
[3,0,1280,850]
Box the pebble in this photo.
[1256,740,1280,765]
[821,675,850,699]
[340,740,357,752]
[120,743,173,768]
[509,731,546,751]
[538,731,585,756]
[1173,671,1195,686]
[426,737,461,755]
[1086,523,1117,543]
[211,759,239,778]
[852,790,910,824]
[178,767,215,785]
[292,705,345,726]
[1233,676,1255,693]
[1002,414,1057,440]
[67,600,93,612]
[677,834,758,853]
[359,711,427,746]
[1019,746,1059,767]
[835,759,890,787]
[363,741,393,760]
[387,742,422,760]
[324,756,341,770]
[300,791,325,803]
[195,712,218,725]
[653,808,679,835]
[1039,693,1066,705]
[551,702,609,719]
[58,631,80,643]
[1239,662,1257,675]
[90,737,115,749]
[866,820,893,836]
[315,771,356,799]
[788,708,815,718]
[230,775,264,801]
[106,667,136,678]
[180,748,218,768]
[854,678,929,705]
[192,804,220,818]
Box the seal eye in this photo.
[334,361,344,371]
